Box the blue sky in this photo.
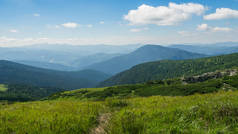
[0,0,238,46]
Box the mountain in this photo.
[169,42,238,56]
[100,53,238,87]
[0,44,141,71]
[86,45,206,74]
[0,60,110,89]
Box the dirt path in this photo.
[90,113,111,134]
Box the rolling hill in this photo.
[0,60,110,89]
[86,45,205,74]
[100,53,238,87]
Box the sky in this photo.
[0,0,238,47]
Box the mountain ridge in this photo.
[86,45,206,74]
[100,52,238,87]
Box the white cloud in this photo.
[197,24,209,31]
[33,13,40,17]
[197,24,232,32]
[99,21,105,24]
[213,27,232,32]
[62,22,79,28]
[124,2,206,26]
[9,29,19,33]
[204,8,238,20]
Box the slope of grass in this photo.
[1,90,238,133]
[0,100,106,134]
[108,91,238,133]
[0,84,7,92]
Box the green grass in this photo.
[2,70,238,133]
[1,91,238,133]
[47,87,107,100]
[0,100,106,134]
[108,91,238,134]
[0,84,7,92]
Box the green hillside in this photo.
[48,69,238,100]
[1,68,238,133]
[0,60,110,89]
[100,53,238,87]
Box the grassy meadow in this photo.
[0,100,106,134]
[1,90,238,133]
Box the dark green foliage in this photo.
[0,60,110,89]
[0,84,64,101]
[56,73,237,100]
[100,53,238,87]
[223,75,238,88]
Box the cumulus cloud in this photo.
[197,24,232,32]
[204,8,238,20]
[62,22,79,28]
[124,2,206,26]
[33,13,40,17]
[99,21,105,24]
[9,29,19,33]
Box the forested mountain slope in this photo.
[0,60,110,89]
[100,53,238,87]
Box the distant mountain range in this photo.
[0,60,110,89]
[1,43,238,73]
[86,45,206,74]
[100,52,238,87]
[0,44,141,71]
[169,42,238,56]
